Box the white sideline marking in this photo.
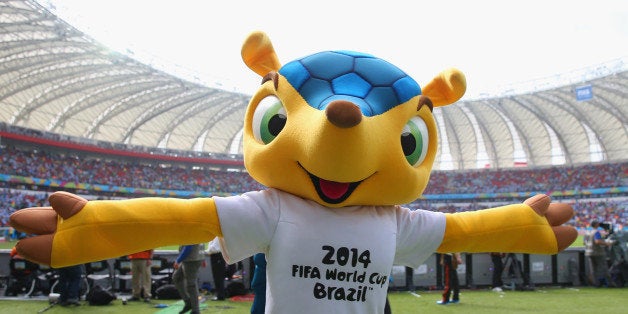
[408,291,421,298]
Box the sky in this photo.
[40,0,628,99]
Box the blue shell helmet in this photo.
[279,51,421,117]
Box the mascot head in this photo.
[241,31,466,207]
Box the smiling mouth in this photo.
[298,163,363,204]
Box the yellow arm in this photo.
[12,193,222,268]
[437,203,558,254]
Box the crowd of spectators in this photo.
[0,144,626,231]
[408,198,627,231]
[1,145,625,195]
[0,190,47,239]
[1,188,624,232]
[0,122,242,162]
[425,163,626,194]
[0,146,263,193]
[569,199,626,231]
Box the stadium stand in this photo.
[0,0,626,170]
[0,131,625,231]
[0,0,626,294]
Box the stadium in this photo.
[0,0,626,313]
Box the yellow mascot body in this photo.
[11,31,576,313]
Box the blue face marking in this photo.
[279,51,421,117]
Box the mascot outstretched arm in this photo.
[11,31,576,313]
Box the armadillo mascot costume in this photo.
[11,31,577,313]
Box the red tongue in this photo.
[319,179,350,200]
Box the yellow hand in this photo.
[10,191,221,268]
[437,194,577,254]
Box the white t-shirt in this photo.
[215,188,446,314]
[206,237,222,255]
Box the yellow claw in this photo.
[12,192,221,268]
[438,195,576,254]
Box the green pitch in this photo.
[0,287,625,313]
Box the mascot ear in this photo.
[241,31,282,77]
[422,68,467,107]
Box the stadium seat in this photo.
[150,257,173,296]
[85,260,114,290]
[4,258,40,297]
[113,257,133,293]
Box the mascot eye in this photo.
[252,95,287,144]
[401,116,429,166]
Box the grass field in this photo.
[0,286,624,313]
[1,237,598,313]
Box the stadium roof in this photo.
[0,0,627,170]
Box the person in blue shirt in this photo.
[250,253,266,314]
[173,244,204,314]
[584,220,612,287]
[57,264,83,306]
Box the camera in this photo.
[599,222,612,231]
[599,222,614,238]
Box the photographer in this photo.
[608,224,628,287]
[583,220,613,287]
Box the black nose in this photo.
[325,100,362,128]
